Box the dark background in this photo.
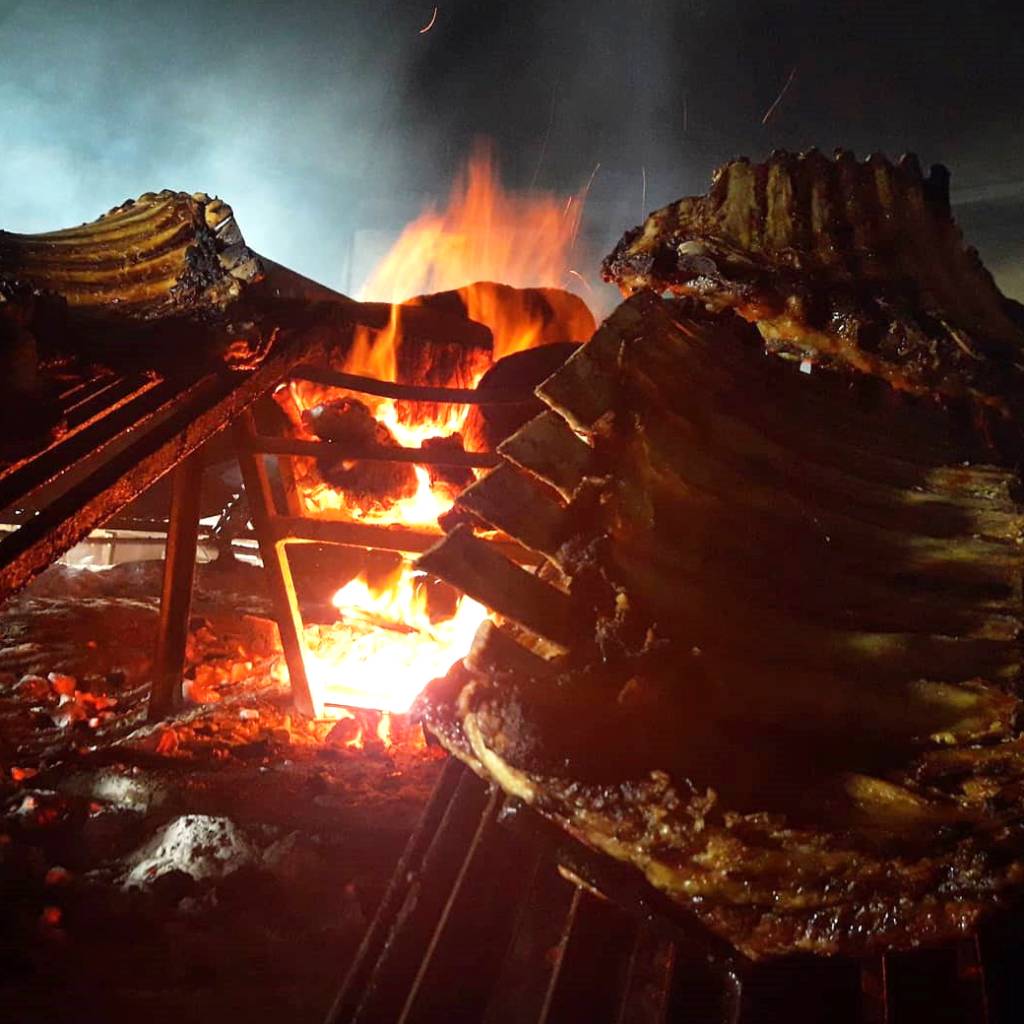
[0,0,1020,302]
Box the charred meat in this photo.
[602,150,1024,418]
[416,287,1024,960]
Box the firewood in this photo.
[411,281,596,354]
[461,342,580,451]
[420,434,475,495]
[302,397,417,503]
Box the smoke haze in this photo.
[1,0,1021,299]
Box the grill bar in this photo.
[291,365,534,405]
[327,760,1002,1024]
[0,372,171,514]
[244,433,500,469]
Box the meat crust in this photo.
[601,150,1024,415]
[416,286,1024,961]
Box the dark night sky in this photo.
[1,0,1021,299]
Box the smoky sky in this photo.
[0,0,1021,299]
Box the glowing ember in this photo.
[281,143,595,722]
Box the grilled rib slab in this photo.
[416,291,1024,960]
[0,190,269,368]
[602,150,1024,415]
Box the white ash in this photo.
[121,814,261,889]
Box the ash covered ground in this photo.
[0,559,443,1023]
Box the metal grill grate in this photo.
[327,759,1019,1024]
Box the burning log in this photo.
[416,283,1024,960]
[419,434,475,496]
[413,281,595,357]
[461,341,581,451]
[303,397,418,504]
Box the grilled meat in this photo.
[417,291,1024,960]
[0,190,269,369]
[602,150,1024,417]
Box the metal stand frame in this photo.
[229,366,530,720]
[147,451,205,721]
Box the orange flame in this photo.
[359,141,593,359]
[288,143,595,723]
[304,565,484,716]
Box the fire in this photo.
[304,565,485,716]
[359,140,594,359]
[287,142,595,724]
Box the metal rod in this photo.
[233,410,318,718]
[147,450,204,722]
[245,434,500,469]
[272,515,542,565]
[0,374,173,514]
[861,955,890,1024]
[325,758,468,1024]
[272,516,444,555]
[0,329,329,607]
[957,936,990,1024]
[290,365,533,406]
[396,787,506,1024]
[537,887,583,1024]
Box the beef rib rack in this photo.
[415,288,1024,960]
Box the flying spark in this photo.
[419,6,438,33]
[761,66,797,125]
[567,269,594,295]
[570,162,601,249]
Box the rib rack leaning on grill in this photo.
[415,289,1024,961]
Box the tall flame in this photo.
[289,143,595,725]
[304,567,485,716]
[359,140,594,359]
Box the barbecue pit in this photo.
[3,149,1024,1024]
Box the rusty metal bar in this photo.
[0,329,328,607]
[290,365,532,405]
[396,786,508,1024]
[536,886,584,1024]
[957,936,990,1024]
[243,434,500,469]
[326,758,467,1024]
[614,929,676,1024]
[270,515,447,555]
[861,955,889,1024]
[0,374,172,514]
[481,855,579,1024]
[271,515,542,565]
[147,450,205,722]
[63,372,157,429]
[233,409,317,718]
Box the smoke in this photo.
[0,0,436,290]
[0,0,1021,300]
